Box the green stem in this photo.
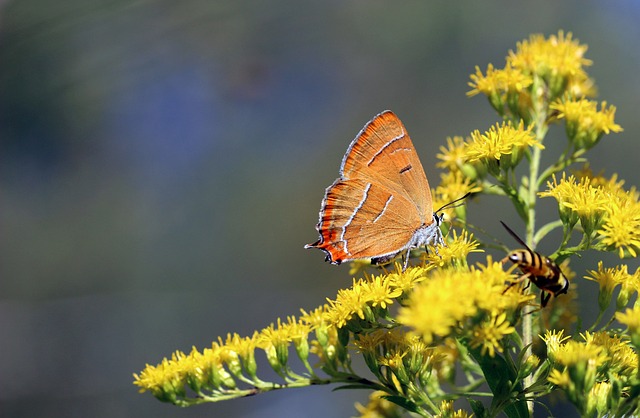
[522,76,549,417]
[537,148,587,189]
[533,220,564,249]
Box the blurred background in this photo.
[1,1,638,417]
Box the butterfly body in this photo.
[306,111,443,269]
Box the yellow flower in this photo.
[423,229,483,269]
[436,400,473,418]
[616,306,640,348]
[323,274,401,330]
[581,331,638,382]
[554,340,606,367]
[469,312,516,357]
[548,368,571,388]
[588,381,613,418]
[354,390,400,418]
[541,329,571,363]
[432,171,482,222]
[551,99,623,149]
[597,190,640,258]
[437,136,469,171]
[539,174,608,232]
[257,319,295,371]
[432,338,459,382]
[299,305,329,327]
[585,262,628,311]
[464,121,542,173]
[467,63,502,98]
[467,63,533,116]
[360,274,403,309]
[507,31,592,98]
[397,257,515,345]
[385,264,430,294]
[134,354,189,400]
[553,340,604,393]
[219,333,258,377]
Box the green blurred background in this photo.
[1,1,638,417]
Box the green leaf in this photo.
[463,341,529,418]
[332,384,376,391]
[468,398,488,418]
[381,395,421,414]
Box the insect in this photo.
[500,221,569,307]
[305,110,452,271]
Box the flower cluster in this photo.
[135,32,638,418]
[540,172,640,258]
[469,31,595,119]
[543,329,639,417]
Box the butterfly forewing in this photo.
[340,111,433,219]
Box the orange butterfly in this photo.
[306,110,446,270]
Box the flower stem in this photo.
[522,76,549,416]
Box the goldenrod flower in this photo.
[398,257,517,347]
[597,191,640,258]
[548,368,571,388]
[587,381,613,418]
[299,305,327,325]
[432,338,459,383]
[539,174,608,233]
[519,354,541,379]
[616,306,640,349]
[541,329,571,363]
[551,99,623,150]
[134,353,191,401]
[436,168,483,201]
[554,340,606,367]
[554,340,604,394]
[464,121,541,173]
[467,64,533,116]
[385,264,430,294]
[354,390,401,418]
[507,31,592,98]
[257,319,294,373]
[323,274,401,331]
[585,262,628,311]
[467,63,502,99]
[469,312,516,357]
[436,400,473,418]
[581,331,637,382]
[423,229,483,269]
[219,332,258,378]
[437,136,468,171]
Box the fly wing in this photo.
[339,111,433,221]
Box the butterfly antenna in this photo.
[435,192,472,213]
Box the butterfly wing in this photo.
[306,111,435,264]
[306,178,423,263]
[340,110,433,219]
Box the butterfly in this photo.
[306,110,449,270]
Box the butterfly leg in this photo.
[402,249,410,271]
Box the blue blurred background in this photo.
[1,1,639,417]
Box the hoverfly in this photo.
[500,221,569,307]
